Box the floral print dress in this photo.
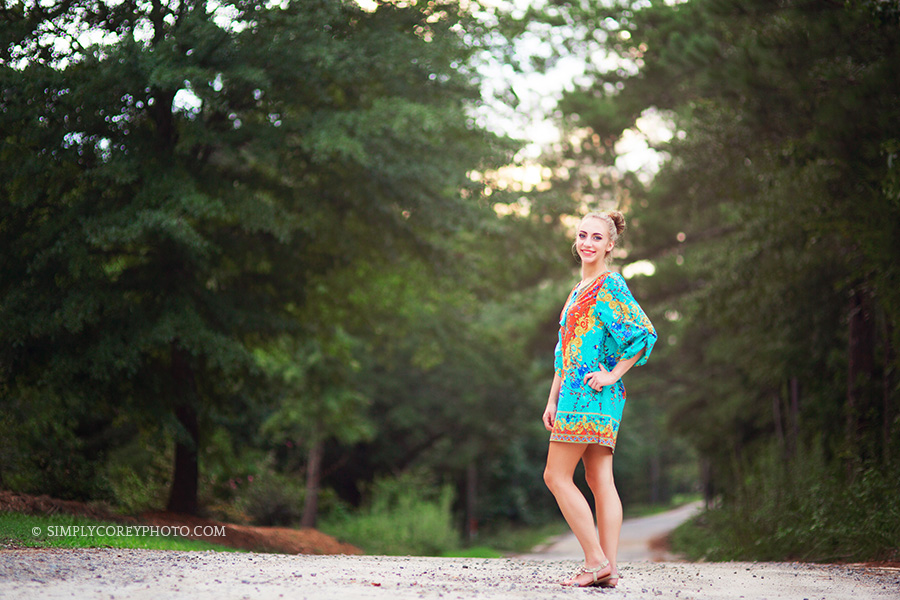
[550,271,657,450]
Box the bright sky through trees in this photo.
[467,0,669,221]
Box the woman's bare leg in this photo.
[543,441,611,586]
[583,444,622,585]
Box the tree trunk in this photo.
[884,319,895,465]
[167,404,199,514]
[701,458,714,509]
[773,393,786,453]
[166,345,200,515]
[466,462,478,542]
[649,450,661,504]
[847,289,877,471]
[789,376,800,459]
[301,436,324,529]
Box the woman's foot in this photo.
[562,561,612,587]
[599,571,619,588]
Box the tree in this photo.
[525,0,900,556]
[303,223,570,529]
[256,331,372,528]
[0,0,511,513]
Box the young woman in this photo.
[542,211,657,588]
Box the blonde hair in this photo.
[578,210,626,262]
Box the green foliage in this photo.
[313,243,572,528]
[671,444,900,562]
[257,331,373,450]
[200,448,348,527]
[102,430,173,515]
[471,521,569,555]
[524,0,900,560]
[0,389,115,501]
[320,472,460,556]
[230,469,307,527]
[0,0,519,517]
[0,512,237,552]
[0,0,759,542]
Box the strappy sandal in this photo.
[598,571,620,588]
[566,560,612,587]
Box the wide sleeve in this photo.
[553,286,576,378]
[554,337,563,378]
[594,273,657,367]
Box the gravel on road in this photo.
[2,548,898,600]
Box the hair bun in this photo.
[607,210,626,236]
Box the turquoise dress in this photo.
[550,271,657,449]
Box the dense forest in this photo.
[2,0,897,561]
[530,0,900,560]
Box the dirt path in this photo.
[2,502,898,598]
[2,548,898,599]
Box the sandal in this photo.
[564,560,612,587]
[599,571,620,588]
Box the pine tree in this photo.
[0,0,510,512]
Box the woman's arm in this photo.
[583,348,645,391]
[542,373,562,431]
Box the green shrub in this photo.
[320,472,460,556]
[102,431,172,514]
[0,390,114,502]
[232,470,306,527]
[670,443,900,562]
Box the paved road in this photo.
[525,501,703,562]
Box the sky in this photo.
[467,0,670,181]
[461,0,667,277]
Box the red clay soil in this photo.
[647,532,672,559]
[0,490,360,556]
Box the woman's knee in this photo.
[543,465,567,493]
[542,465,556,490]
[544,442,584,493]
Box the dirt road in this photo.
[2,547,898,599]
[2,504,898,599]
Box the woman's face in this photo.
[575,217,614,265]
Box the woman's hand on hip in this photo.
[584,365,617,390]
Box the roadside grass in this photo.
[441,521,570,558]
[320,478,460,557]
[669,449,900,563]
[442,545,506,558]
[0,512,239,552]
